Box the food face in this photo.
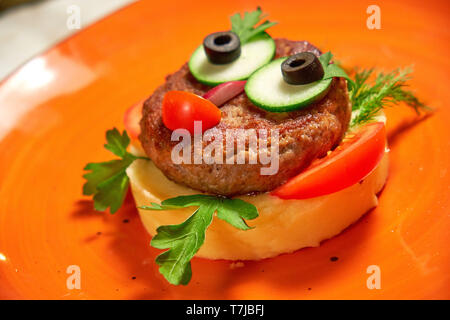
[140,39,352,196]
[83,8,429,286]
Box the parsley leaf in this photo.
[318,51,333,66]
[319,51,355,89]
[230,7,277,44]
[216,198,258,230]
[83,128,147,213]
[350,67,431,126]
[140,195,259,285]
[104,128,131,157]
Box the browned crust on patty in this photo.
[139,38,351,196]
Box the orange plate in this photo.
[0,0,449,299]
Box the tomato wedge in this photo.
[123,99,145,140]
[271,122,386,199]
[162,91,221,134]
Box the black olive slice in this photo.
[203,31,241,65]
[281,52,324,85]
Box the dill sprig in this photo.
[350,67,430,127]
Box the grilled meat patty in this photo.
[139,38,351,196]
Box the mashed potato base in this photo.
[127,149,389,261]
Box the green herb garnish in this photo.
[140,195,258,285]
[82,129,258,286]
[319,51,355,89]
[317,53,429,126]
[231,7,277,44]
[350,67,430,126]
[82,128,148,213]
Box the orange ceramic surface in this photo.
[0,0,449,299]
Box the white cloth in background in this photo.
[0,0,136,80]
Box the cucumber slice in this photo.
[188,33,275,86]
[245,57,333,112]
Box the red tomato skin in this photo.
[271,122,386,200]
[162,91,221,134]
[123,99,144,140]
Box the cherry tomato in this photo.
[123,99,145,140]
[162,91,221,134]
[272,122,386,199]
